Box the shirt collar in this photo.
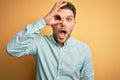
[50,34,72,47]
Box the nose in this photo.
[61,18,67,27]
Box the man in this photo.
[7,0,94,80]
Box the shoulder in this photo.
[71,37,91,54]
[34,34,49,40]
[34,34,53,44]
[71,37,90,49]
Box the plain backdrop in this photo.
[0,0,120,80]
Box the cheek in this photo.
[52,25,57,30]
[67,27,74,34]
[67,24,75,33]
[68,21,75,27]
[52,25,59,33]
[69,24,75,30]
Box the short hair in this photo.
[60,2,76,18]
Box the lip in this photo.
[58,29,67,39]
[60,30,67,34]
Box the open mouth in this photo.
[59,30,67,39]
[60,30,67,34]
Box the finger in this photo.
[57,0,67,9]
[57,0,66,4]
[52,20,63,26]
[54,12,64,20]
[53,0,67,11]
[54,15,61,20]
[58,2,67,9]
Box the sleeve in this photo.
[80,44,94,80]
[6,18,46,57]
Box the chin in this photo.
[57,38,66,44]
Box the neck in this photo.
[59,43,64,47]
[53,35,65,47]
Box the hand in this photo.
[44,0,67,26]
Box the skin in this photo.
[44,0,76,46]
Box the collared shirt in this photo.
[7,19,94,80]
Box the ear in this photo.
[73,20,76,27]
[74,21,76,25]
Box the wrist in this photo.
[44,15,50,26]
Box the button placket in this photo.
[57,47,64,75]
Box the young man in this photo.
[7,0,94,80]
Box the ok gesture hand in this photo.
[44,0,67,26]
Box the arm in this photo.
[7,19,46,56]
[6,0,67,57]
[80,45,94,80]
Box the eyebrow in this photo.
[66,15,74,18]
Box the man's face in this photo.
[52,9,76,46]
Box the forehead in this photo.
[58,9,74,18]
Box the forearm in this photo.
[7,18,46,57]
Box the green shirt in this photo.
[7,18,94,80]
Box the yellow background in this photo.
[0,0,120,80]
